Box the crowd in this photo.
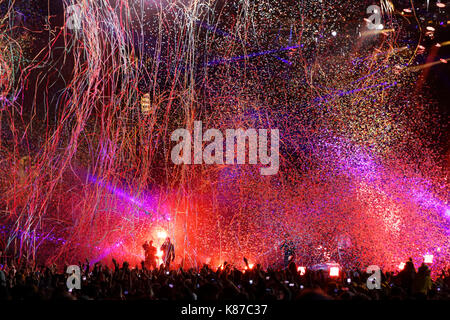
[1,256,449,301]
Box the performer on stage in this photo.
[160,237,175,269]
[280,234,296,268]
[142,240,157,269]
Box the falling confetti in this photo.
[0,0,448,274]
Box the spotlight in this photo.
[398,262,406,270]
[157,230,167,239]
[329,266,340,277]
[297,266,306,275]
[424,254,433,264]
[331,31,337,37]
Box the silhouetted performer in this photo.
[142,240,157,269]
[280,235,296,268]
[399,257,416,295]
[161,237,175,269]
